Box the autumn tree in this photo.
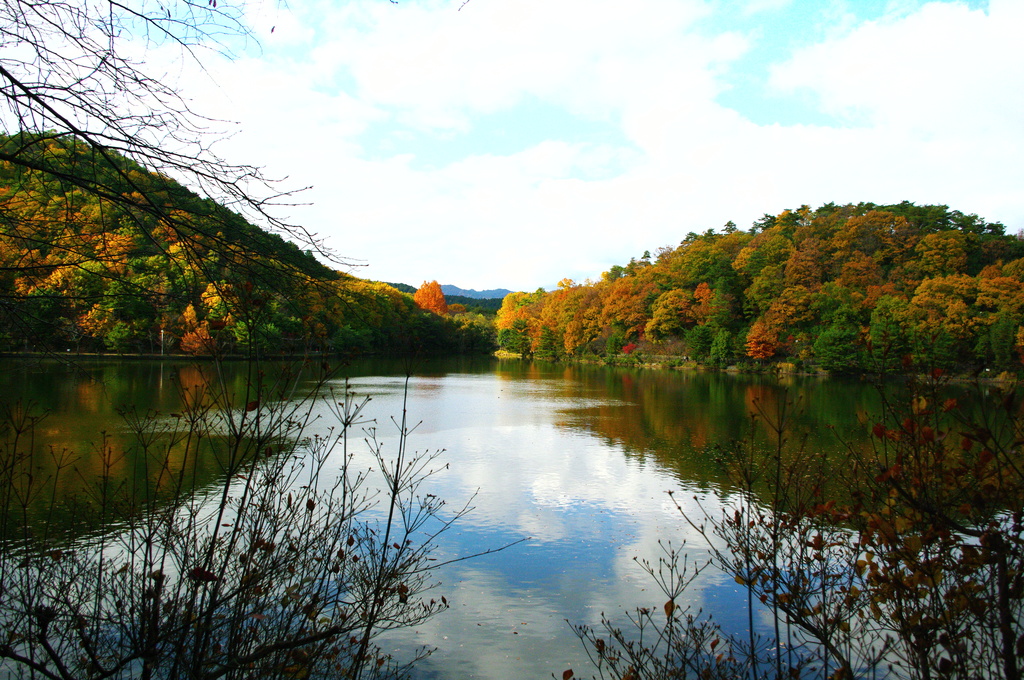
[562,285,606,355]
[486,201,1024,372]
[906,275,979,358]
[179,303,217,355]
[599,273,658,340]
[534,282,585,358]
[0,0,315,239]
[783,238,825,289]
[0,0,338,352]
[645,289,692,340]
[745,319,778,360]
[0,3,499,676]
[413,280,449,316]
[495,291,542,356]
[915,231,968,277]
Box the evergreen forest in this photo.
[496,203,1024,374]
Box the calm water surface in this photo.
[0,357,890,679]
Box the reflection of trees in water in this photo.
[539,367,886,490]
[0,360,271,536]
[3,360,903,517]
[0,357,456,680]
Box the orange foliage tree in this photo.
[745,320,778,360]
[179,304,217,355]
[414,280,449,316]
[488,202,1024,370]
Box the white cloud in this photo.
[740,0,795,15]
[305,0,722,127]
[761,0,1024,228]
[150,0,1024,290]
[771,1,1024,135]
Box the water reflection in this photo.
[0,359,309,535]
[307,361,890,679]
[0,357,911,678]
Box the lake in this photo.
[0,356,898,679]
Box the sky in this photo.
[181,0,1021,292]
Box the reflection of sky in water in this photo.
[0,360,865,680]
[311,369,761,679]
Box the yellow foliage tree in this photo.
[179,303,216,355]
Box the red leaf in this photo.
[563,670,574,680]
[187,567,219,583]
[245,400,259,412]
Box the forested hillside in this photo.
[497,202,1024,373]
[0,133,494,356]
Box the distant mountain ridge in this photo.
[385,283,511,300]
[439,285,512,300]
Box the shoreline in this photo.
[495,350,1020,384]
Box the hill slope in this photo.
[0,133,495,355]
[495,201,1024,373]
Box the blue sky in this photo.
[183,0,1019,291]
